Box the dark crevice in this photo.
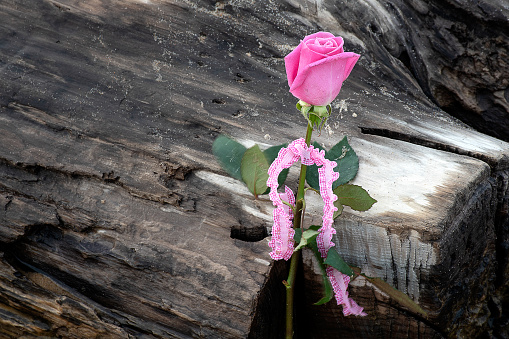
[0,156,191,208]
[386,229,399,289]
[359,126,497,168]
[495,197,509,290]
[248,259,288,339]
[383,2,509,143]
[6,243,117,311]
[383,302,448,337]
[2,244,156,337]
[493,173,509,339]
[433,86,509,142]
[4,196,12,211]
[397,50,412,73]
[0,157,98,184]
[2,220,225,338]
[230,224,268,242]
[101,171,121,183]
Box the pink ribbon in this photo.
[267,138,366,316]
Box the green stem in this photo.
[296,124,314,201]
[285,122,313,339]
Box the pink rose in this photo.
[285,32,360,106]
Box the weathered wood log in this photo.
[296,0,509,141]
[1,0,509,338]
[298,135,502,337]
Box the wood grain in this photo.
[1,0,509,337]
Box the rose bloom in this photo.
[285,32,360,106]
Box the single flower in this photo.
[285,32,360,106]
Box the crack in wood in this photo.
[1,0,508,336]
[360,126,497,168]
[1,250,138,337]
[0,156,193,210]
[230,224,268,242]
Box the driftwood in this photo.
[1,0,509,338]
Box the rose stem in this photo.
[285,121,313,339]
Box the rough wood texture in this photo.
[1,0,509,338]
[301,0,509,141]
[300,141,499,337]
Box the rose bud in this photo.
[285,32,360,106]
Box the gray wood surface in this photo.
[1,0,508,337]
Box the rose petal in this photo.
[285,33,344,90]
[290,52,360,106]
[301,31,336,43]
[314,37,338,47]
[297,43,325,78]
[305,36,344,56]
[305,40,338,55]
[284,44,303,88]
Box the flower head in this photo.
[285,32,360,106]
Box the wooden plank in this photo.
[300,135,500,337]
[0,102,289,337]
[0,0,508,338]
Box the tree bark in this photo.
[1,0,509,337]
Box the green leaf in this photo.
[305,137,359,191]
[212,135,247,181]
[308,225,322,232]
[262,144,286,164]
[315,272,334,305]
[293,228,302,243]
[362,274,428,317]
[333,184,377,211]
[305,141,325,191]
[293,225,320,246]
[327,136,359,188]
[324,248,354,277]
[262,144,289,194]
[333,200,344,219]
[294,229,319,252]
[306,230,334,305]
[241,145,270,198]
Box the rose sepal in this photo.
[296,100,313,127]
[297,101,331,131]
